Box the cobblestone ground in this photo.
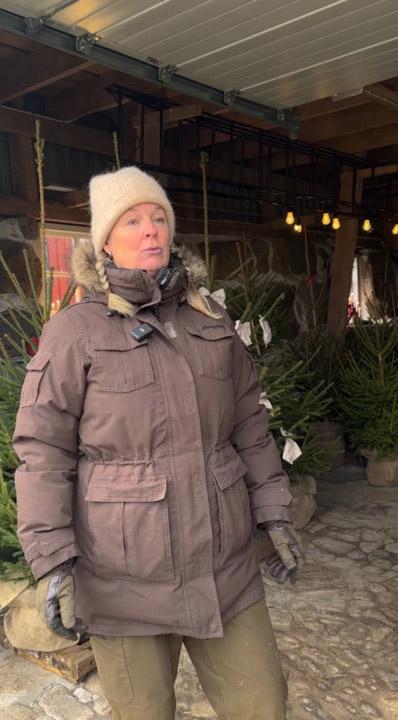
[1,469,397,720]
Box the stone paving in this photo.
[1,467,397,720]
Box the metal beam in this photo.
[0,7,299,135]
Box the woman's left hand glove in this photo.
[259,521,305,584]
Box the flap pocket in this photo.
[92,333,153,392]
[20,351,51,407]
[93,333,147,351]
[37,528,76,557]
[186,324,234,342]
[26,351,51,371]
[185,324,233,379]
[86,476,167,503]
[212,452,248,491]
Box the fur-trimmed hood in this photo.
[71,240,208,299]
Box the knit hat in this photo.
[89,166,175,256]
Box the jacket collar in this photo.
[71,241,207,308]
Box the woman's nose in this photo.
[143,220,157,236]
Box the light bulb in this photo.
[321,212,331,225]
[285,210,295,225]
[332,216,341,230]
[362,218,372,232]
[392,223,398,235]
[293,222,302,233]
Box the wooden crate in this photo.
[10,640,96,683]
[0,612,96,684]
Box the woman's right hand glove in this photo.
[35,560,83,640]
[259,521,305,584]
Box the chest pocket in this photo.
[20,351,51,407]
[185,324,234,380]
[92,334,154,392]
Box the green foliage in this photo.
[0,467,33,582]
[336,318,398,459]
[221,247,336,478]
[0,251,73,578]
[221,255,289,352]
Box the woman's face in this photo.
[104,202,170,276]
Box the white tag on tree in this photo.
[210,288,227,308]
[282,438,302,464]
[235,320,252,346]
[259,316,272,347]
[259,391,273,410]
[199,286,227,309]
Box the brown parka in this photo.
[13,243,292,639]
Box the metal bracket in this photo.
[224,88,241,105]
[24,16,47,35]
[75,33,98,55]
[158,64,178,83]
[277,107,299,139]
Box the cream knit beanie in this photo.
[89,166,175,256]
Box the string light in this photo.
[285,210,295,225]
[332,216,341,230]
[293,219,303,233]
[392,223,398,235]
[321,212,331,225]
[362,218,373,233]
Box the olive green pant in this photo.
[91,600,287,720]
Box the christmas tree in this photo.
[336,317,398,459]
[211,242,336,478]
[0,122,74,579]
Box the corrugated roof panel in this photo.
[138,0,370,66]
[107,0,284,46]
[0,0,396,110]
[249,45,398,105]
[256,58,398,107]
[187,4,397,81]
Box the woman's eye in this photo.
[154,217,165,224]
[127,218,138,225]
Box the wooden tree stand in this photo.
[0,613,96,683]
[6,640,96,683]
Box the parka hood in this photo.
[71,240,208,303]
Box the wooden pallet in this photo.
[0,610,96,684]
[10,640,96,683]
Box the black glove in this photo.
[259,521,305,585]
[35,560,84,640]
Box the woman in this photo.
[13,166,304,720]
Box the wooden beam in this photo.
[324,122,398,154]
[326,171,363,338]
[299,93,370,121]
[0,195,89,224]
[367,145,398,164]
[0,46,93,104]
[8,100,37,203]
[300,103,398,144]
[0,105,113,156]
[132,104,202,129]
[45,71,127,121]
[364,83,398,111]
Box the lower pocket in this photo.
[212,453,253,566]
[86,469,175,582]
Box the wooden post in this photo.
[326,171,363,337]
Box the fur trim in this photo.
[71,240,103,294]
[71,240,208,295]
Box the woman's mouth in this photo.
[143,247,162,254]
